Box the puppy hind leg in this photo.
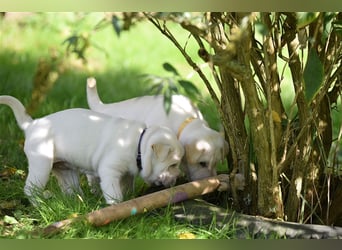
[24,154,54,204]
[24,138,59,205]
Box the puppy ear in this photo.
[217,127,229,160]
[152,144,172,162]
[185,143,204,165]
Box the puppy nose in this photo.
[163,177,177,187]
[159,174,178,187]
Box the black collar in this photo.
[136,128,147,171]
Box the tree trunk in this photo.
[219,69,252,212]
[145,11,341,224]
[235,16,283,218]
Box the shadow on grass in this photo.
[173,199,342,239]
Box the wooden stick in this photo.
[42,174,229,236]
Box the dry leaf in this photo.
[0,167,17,178]
[178,232,196,239]
[272,110,281,123]
[0,200,19,209]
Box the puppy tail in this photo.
[86,77,104,110]
[0,95,33,130]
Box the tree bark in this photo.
[236,15,283,218]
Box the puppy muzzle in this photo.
[154,171,179,187]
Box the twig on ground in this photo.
[41,174,230,237]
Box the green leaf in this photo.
[62,35,78,46]
[303,49,324,103]
[332,20,342,37]
[322,13,337,43]
[178,80,200,98]
[163,62,179,76]
[111,15,121,37]
[167,78,179,93]
[296,12,320,29]
[4,215,18,225]
[142,74,163,85]
[146,83,164,95]
[255,21,268,36]
[163,88,172,115]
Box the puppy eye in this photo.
[199,162,207,168]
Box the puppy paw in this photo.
[43,190,53,199]
[233,173,245,191]
[106,199,120,205]
[217,182,230,192]
[217,174,230,191]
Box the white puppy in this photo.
[86,78,228,181]
[0,95,184,204]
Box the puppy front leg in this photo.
[98,168,123,204]
[52,163,83,196]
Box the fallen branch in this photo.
[41,174,230,236]
[173,199,342,239]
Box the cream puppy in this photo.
[87,78,228,181]
[0,95,184,204]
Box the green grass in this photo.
[0,13,231,239]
